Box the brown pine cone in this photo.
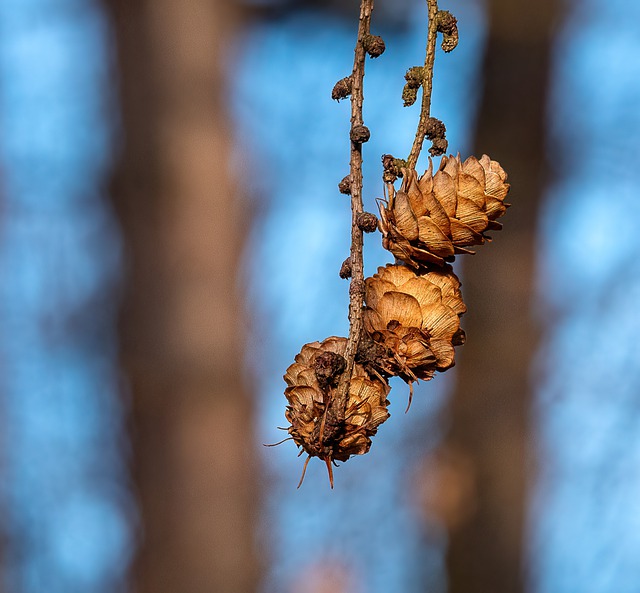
[363,264,466,385]
[378,154,510,268]
[283,337,390,484]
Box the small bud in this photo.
[338,175,352,195]
[404,66,425,89]
[382,154,396,171]
[382,154,406,178]
[381,154,406,183]
[425,117,446,140]
[402,67,424,107]
[437,11,458,35]
[429,137,448,157]
[402,85,419,107]
[383,170,397,184]
[339,257,352,279]
[363,34,386,58]
[437,11,459,52]
[332,76,353,101]
[356,212,379,233]
[350,124,371,143]
[441,32,459,53]
[393,158,408,172]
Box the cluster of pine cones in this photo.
[282,155,510,484]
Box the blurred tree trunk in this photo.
[439,2,559,592]
[105,2,260,593]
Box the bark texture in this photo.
[440,2,559,592]
[105,1,259,592]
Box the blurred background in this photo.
[1,0,639,592]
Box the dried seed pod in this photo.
[284,337,390,486]
[378,154,510,268]
[364,264,466,386]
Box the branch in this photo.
[407,0,439,170]
[333,0,374,421]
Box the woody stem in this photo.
[407,0,439,170]
[334,0,374,421]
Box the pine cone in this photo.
[363,264,466,384]
[378,154,510,268]
[284,337,390,475]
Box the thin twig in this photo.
[333,0,374,422]
[407,0,439,170]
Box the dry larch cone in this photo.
[283,336,390,487]
[378,154,510,268]
[363,264,466,394]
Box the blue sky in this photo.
[0,2,133,592]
